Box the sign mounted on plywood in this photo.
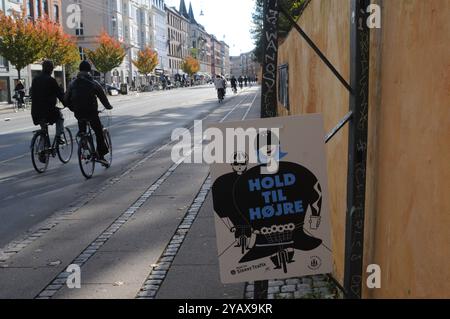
[211,114,333,284]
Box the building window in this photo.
[79,47,85,61]
[53,4,59,23]
[35,0,41,17]
[0,55,8,69]
[76,22,84,36]
[26,0,34,18]
[278,64,289,110]
[43,0,48,15]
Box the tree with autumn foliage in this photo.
[132,47,158,85]
[0,11,42,81]
[36,17,79,67]
[85,32,126,84]
[181,56,200,77]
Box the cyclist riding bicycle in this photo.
[65,61,113,167]
[230,76,238,93]
[214,75,226,101]
[31,60,66,147]
[14,80,26,108]
[238,76,244,90]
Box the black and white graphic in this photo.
[211,115,332,283]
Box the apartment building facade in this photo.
[230,51,259,78]
[210,36,221,77]
[166,4,189,77]
[229,55,241,78]
[184,2,210,75]
[0,0,63,103]
[240,51,259,79]
[220,41,230,77]
[62,0,157,86]
[151,0,168,75]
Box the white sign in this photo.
[211,114,333,283]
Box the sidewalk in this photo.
[0,103,15,114]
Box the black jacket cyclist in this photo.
[65,61,113,165]
[31,60,66,144]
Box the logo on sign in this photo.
[308,256,322,270]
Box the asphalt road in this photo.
[0,85,253,248]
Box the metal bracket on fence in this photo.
[326,111,353,143]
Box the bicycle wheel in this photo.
[57,127,74,164]
[31,132,50,173]
[14,100,19,113]
[78,136,95,179]
[103,129,112,168]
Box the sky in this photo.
[165,0,256,56]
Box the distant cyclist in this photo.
[14,80,25,109]
[238,76,244,90]
[214,75,226,102]
[65,61,113,166]
[230,76,238,93]
[31,60,66,144]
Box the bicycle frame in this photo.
[32,125,58,156]
[78,110,111,159]
[78,122,96,155]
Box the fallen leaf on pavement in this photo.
[49,261,62,266]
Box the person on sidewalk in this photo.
[65,61,113,166]
[30,60,66,144]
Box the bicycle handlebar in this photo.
[98,106,113,114]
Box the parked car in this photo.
[105,84,120,96]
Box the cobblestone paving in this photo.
[245,275,343,299]
[137,177,212,299]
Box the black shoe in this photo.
[57,136,66,145]
[97,156,110,167]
